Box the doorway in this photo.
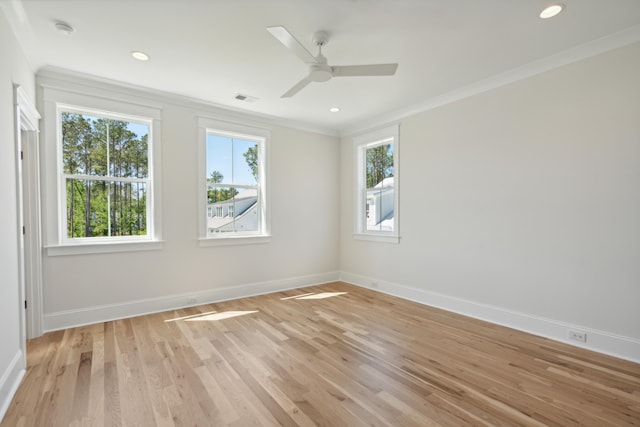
[14,85,43,346]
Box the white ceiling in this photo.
[4,0,640,134]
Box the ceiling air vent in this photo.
[234,93,258,103]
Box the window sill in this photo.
[46,240,164,256]
[353,233,400,244]
[199,235,271,247]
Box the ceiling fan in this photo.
[267,26,399,98]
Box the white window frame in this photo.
[198,117,270,246]
[353,124,400,243]
[41,87,163,256]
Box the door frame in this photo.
[14,85,43,341]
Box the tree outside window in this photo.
[61,110,151,239]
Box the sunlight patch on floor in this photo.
[165,310,219,322]
[280,292,315,300]
[185,310,259,322]
[291,292,348,300]
[165,310,259,322]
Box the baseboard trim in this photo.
[43,271,340,332]
[0,350,25,423]
[340,272,640,364]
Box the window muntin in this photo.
[206,130,263,236]
[355,125,399,241]
[59,108,153,241]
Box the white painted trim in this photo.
[15,85,43,338]
[45,240,164,256]
[43,271,340,332]
[340,271,640,364]
[197,117,271,242]
[0,350,25,423]
[40,83,164,252]
[352,233,399,244]
[353,124,400,240]
[37,67,337,137]
[198,236,271,247]
[340,25,640,137]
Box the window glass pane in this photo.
[207,186,238,204]
[206,134,232,184]
[205,129,263,238]
[61,113,148,178]
[66,179,147,237]
[206,186,258,234]
[66,178,107,237]
[366,187,394,232]
[206,134,258,186]
[110,181,148,236]
[107,119,148,178]
[62,112,106,175]
[365,143,394,232]
[59,107,153,243]
[233,139,258,186]
[365,143,394,188]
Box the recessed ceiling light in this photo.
[539,4,564,19]
[131,51,150,61]
[329,107,340,113]
[54,21,74,35]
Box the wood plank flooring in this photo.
[3,282,639,426]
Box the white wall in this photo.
[38,75,341,330]
[340,42,640,361]
[0,7,36,419]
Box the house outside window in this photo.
[198,117,270,245]
[354,124,399,243]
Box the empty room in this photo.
[1,1,639,425]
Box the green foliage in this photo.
[366,144,394,188]
[243,144,259,182]
[62,112,148,238]
[207,187,238,204]
[206,171,239,203]
[209,170,223,184]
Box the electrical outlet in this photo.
[569,330,587,342]
[187,297,197,305]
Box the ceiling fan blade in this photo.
[267,26,317,64]
[281,77,312,98]
[332,63,398,77]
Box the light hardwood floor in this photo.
[3,282,639,426]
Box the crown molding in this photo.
[36,66,338,137]
[339,25,640,137]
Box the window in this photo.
[198,118,270,245]
[59,106,154,242]
[354,124,399,243]
[41,77,162,256]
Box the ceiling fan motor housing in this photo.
[309,64,332,82]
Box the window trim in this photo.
[353,124,400,243]
[197,117,271,246]
[41,87,163,256]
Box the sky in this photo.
[206,134,257,186]
[127,121,148,139]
